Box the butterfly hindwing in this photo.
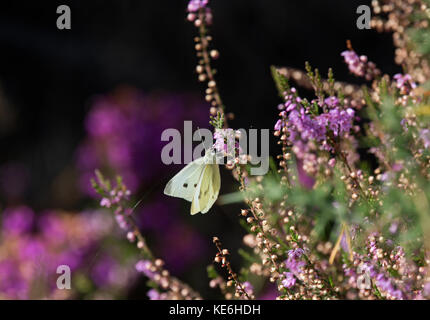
[191,164,210,215]
[201,164,221,214]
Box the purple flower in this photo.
[375,273,404,299]
[187,0,209,13]
[341,50,365,77]
[274,119,283,131]
[100,198,111,208]
[420,129,430,149]
[389,222,398,234]
[324,96,340,108]
[135,260,156,279]
[91,255,116,287]
[115,215,129,230]
[319,108,355,137]
[281,272,296,289]
[243,281,254,295]
[213,129,241,157]
[287,248,304,259]
[2,206,34,235]
[0,208,125,299]
[285,249,306,274]
[423,282,430,296]
[147,289,162,300]
[394,73,416,95]
[341,50,380,80]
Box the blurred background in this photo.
[0,0,401,299]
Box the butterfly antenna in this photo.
[129,168,182,214]
[130,184,157,214]
[131,197,144,213]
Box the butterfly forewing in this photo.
[164,152,221,215]
[164,157,207,202]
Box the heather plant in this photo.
[1,0,429,302]
[0,205,138,299]
[91,0,430,300]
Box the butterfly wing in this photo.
[201,164,220,214]
[191,164,220,215]
[191,164,209,215]
[164,151,221,215]
[164,157,207,202]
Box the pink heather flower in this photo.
[213,129,241,156]
[243,176,250,187]
[391,163,403,172]
[389,222,398,234]
[124,208,133,216]
[375,274,404,299]
[282,272,296,289]
[279,94,355,155]
[100,198,111,208]
[147,289,161,300]
[287,248,304,259]
[2,206,34,235]
[115,215,128,230]
[274,119,283,131]
[324,96,340,108]
[285,249,306,274]
[341,50,365,77]
[126,231,136,242]
[420,129,430,149]
[341,50,380,80]
[423,282,430,296]
[187,0,209,13]
[394,73,417,95]
[243,281,254,295]
[136,260,156,279]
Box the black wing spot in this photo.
[194,184,198,187]
[183,183,188,188]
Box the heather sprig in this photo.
[212,237,254,300]
[92,170,201,300]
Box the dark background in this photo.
[0,0,401,298]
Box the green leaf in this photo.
[207,265,219,279]
[271,65,289,98]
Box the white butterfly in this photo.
[164,150,221,215]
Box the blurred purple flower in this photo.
[187,0,209,13]
[420,129,430,149]
[77,88,207,195]
[147,289,162,300]
[136,260,156,279]
[2,206,34,235]
[394,73,416,95]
